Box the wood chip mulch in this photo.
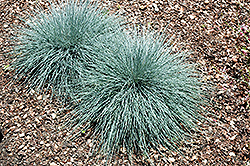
[0,0,249,165]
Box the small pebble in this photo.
[152,3,159,12]
[19,145,24,150]
[215,139,220,143]
[202,159,208,164]
[229,135,237,140]
[37,95,43,100]
[191,155,198,161]
[87,139,91,144]
[88,143,93,148]
[78,162,84,166]
[51,113,56,119]
[54,144,58,150]
[229,152,236,156]
[19,133,25,137]
[154,154,159,160]
[50,162,59,166]
[139,5,146,10]
[23,114,27,119]
[189,14,196,19]
[168,157,175,162]
[232,56,237,62]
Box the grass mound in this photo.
[65,29,209,159]
[11,0,121,96]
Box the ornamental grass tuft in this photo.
[65,29,209,160]
[11,0,122,96]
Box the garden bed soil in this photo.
[0,0,249,165]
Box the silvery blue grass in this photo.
[65,28,209,160]
[11,0,122,96]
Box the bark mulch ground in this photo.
[0,0,249,165]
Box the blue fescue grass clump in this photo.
[65,29,209,159]
[11,0,122,96]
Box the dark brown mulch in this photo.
[0,0,249,165]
